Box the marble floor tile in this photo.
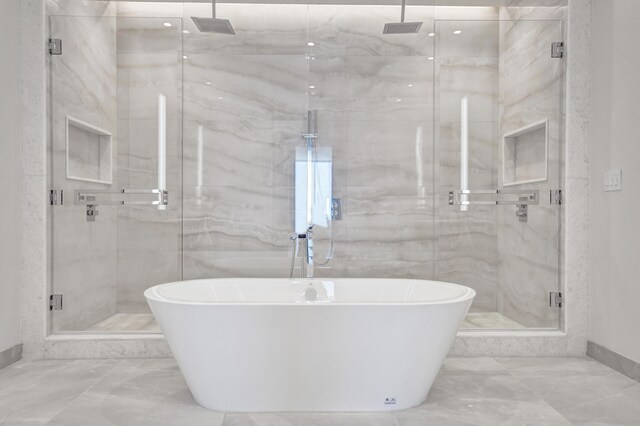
[46,359,225,426]
[492,356,621,376]
[0,357,638,425]
[395,397,571,426]
[0,359,121,425]
[557,384,640,425]
[492,357,640,422]
[222,413,398,426]
[439,357,504,375]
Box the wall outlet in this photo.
[604,168,622,192]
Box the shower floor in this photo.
[462,312,525,329]
[87,312,523,333]
[88,313,160,333]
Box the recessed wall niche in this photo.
[502,119,548,186]
[65,116,112,184]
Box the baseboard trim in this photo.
[0,343,22,369]
[587,341,640,383]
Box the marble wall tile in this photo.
[49,14,119,332]
[434,25,500,313]
[181,3,308,56]
[184,54,308,122]
[497,18,564,328]
[307,5,435,57]
[115,19,183,313]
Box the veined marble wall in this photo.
[49,10,119,331]
[115,17,182,313]
[434,15,500,313]
[180,3,438,281]
[496,13,564,327]
[45,1,567,330]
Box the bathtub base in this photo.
[145,278,474,412]
[154,305,469,412]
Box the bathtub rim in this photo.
[144,277,477,307]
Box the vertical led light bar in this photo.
[460,96,469,212]
[197,124,204,187]
[196,124,204,204]
[158,94,167,210]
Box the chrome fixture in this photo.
[48,38,62,55]
[74,189,168,222]
[288,230,314,279]
[330,197,342,221]
[551,42,564,58]
[449,189,539,222]
[383,0,423,34]
[549,292,563,308]
[191,0,235,35]
[448,189,539,207]
[304,227,314,279]
[516,197,529,222]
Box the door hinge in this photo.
[49,38,62,55]
[49,294,63,311]
[550,292,563,308]
[550,189,562,205]
[551,42,564,58]
[50,189,63,206]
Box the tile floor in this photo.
[1,357,638,425]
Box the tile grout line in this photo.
[392,412,401,426]
[501,364,577,425]
[43,359,127,425]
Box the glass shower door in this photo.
[434,19,564,329]
[49,15,183,333]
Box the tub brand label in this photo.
[384,397,397,405]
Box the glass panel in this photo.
[49,16,183,332]
[181,3,436,281]
[48,6,563,334]
[434,19,564,330]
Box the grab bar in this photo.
[75,189,168,221]
[449,189,539,222]
[448,189,539,206]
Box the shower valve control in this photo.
[330,198,343,221]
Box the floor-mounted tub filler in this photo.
[145,278,475,412]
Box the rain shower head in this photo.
[383,0,423,34]
[191,17,235,35]
[191,0,235,35]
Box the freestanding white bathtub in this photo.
[145,278,475,412]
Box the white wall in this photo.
[589,0,640,364]
[0,0,22,354]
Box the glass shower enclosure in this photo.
[48,3,564,334]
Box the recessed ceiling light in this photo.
[205,81,212,85]
[453,30,462,35]
[182,29,190,34]
[427,56,435,60]
[307,41,315,47]
[218,96,224,100]
[163,22,172,28]
[408,84,413,87]
[309,85,316,89]
[183,55,188,60]
[428,32,436,37]
[396,98,402,102]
